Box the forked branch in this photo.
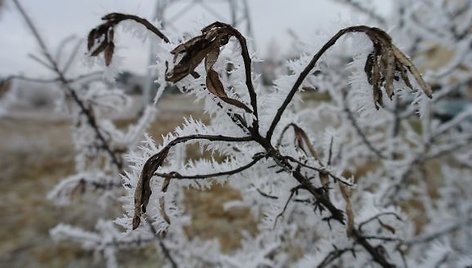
[133,134,254,229]
[86,15,433,268]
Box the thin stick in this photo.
[273,186,302,229]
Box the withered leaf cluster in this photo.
[167,22,252,113]
[87,14,117,66]
[361,27,432,109]
[88,13,169,66]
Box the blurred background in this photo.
[0,0,470,267]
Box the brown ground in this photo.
[0,95,256,267]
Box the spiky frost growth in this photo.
[8,0,469,267]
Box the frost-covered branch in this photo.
[122,19,441,267]
[19,0,471,266]
[266,25,432,141]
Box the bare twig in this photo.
[358,212,403,232]
[317,246,355,268]
[273,186,302,229]
[362,235,403,242]
[155,153,266,180]
[28,53,55,71]
[351,229,395,267]
[284,156,354,187]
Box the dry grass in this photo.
[183,184,258,253]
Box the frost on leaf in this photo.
[166,22,253,113]
[133,147,169,230]
[356,27,433,108]
[88,13,169,66]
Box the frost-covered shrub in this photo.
[10,0,472,267]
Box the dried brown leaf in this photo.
[159,177,171,225]
[396,62,413,90]
[162,177,171,192]
[167,37,217,82]
[206,69,252,112]
[383,47,396,99]
[364,52,375,85]
[392,45,432,97]
[104,42,114,66]
[133,148,169,230]
[371,55,383,109]
[362,27,432,108]
[339,184,354,236]
[204,48,220,72]
[166,22,233,83]
[159,196,171,225]
[292,124,319,161]
[206,69,226,96]
[90,39,108,57]
[159,178,170,224]
[87,28,96,51]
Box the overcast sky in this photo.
[0,0,390,77]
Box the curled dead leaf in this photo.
[88,13,169,67]
[166,25,230,83]
[159,177,171,225]
[166,21,257,114]
[292,124,320,161]
[205,48,220,72]
[104,42,114,66]
[362,27,432,108]
[133,148,169,230]
[206,69,252,113]
[87,23,114,66]
[339,184,354,236]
